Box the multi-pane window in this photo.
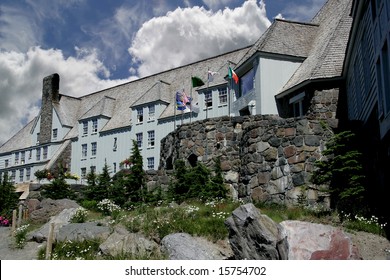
[205,91,212,107]
[26,167,31,181]
[19,169,24,182]
[289,92,305,118]
[148,105,155,121]
[136,133,143,148]
[52,128,58,139]
[5,159,9,168]
[137,108,144,123]
[81,168,87,178]
[92,119,98,133]
[219,88,227,105]
[36,133,40,144]
[11,170,16,182]
[91,142,97,156]
[83,121,88,135]
[43,146,48,160]
[15,152,19,165]
[147,157,155,170]
[90,166,96,174]
[36,148,41,161]
[21,151,25,164]
[28,149,32,160]
[148,131,155,148]
[82,144,87,158]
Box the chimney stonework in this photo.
[39,73,60,144]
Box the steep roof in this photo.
[79,95,116,120]
[235,19,319,68]
[0,119,35,153]
[278,0,353,96]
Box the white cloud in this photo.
[0,47,132,146]
[129,0,271,77]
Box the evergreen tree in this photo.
[124,140,145,203]
[82,167,98,201]
[311,130,366,215]
[95,160,111,201]
[168,160,189,202]
[209,156,227,198]
[0,173,19,217]
[42,167,75,200]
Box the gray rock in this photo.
[99,226,159,258]
[29,199,80,223]
[161,232,232,260]
[28,208,79,242]
[224,203,287,260]
[56,222,111,242]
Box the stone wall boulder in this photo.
[224,203,288,260]
[161,232,233,260]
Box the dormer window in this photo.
[148,105,155,121]
[83,121,88,135]
[15,152,19,165]
[92,119,98,133]
[137,108,143,123]
[205,91,212,108]
[53,128,58,139]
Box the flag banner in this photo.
[191,76,205,87]
[176,91,193,111]
[208,71,219,83]
[228,67,239,84]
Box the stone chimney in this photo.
[38,73,60,144]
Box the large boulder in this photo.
[280,220,361,260]
[28,208,79,242]
[56,222,111,243]
[161,232,233,260]
[224,203,288,260]
[99,226,159,258]
[29,199,80,223]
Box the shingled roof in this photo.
[278,0,353,96]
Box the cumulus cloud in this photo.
[129,0,271,77]
[0,47,131,146]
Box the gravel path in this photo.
[0,227,45,260]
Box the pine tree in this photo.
[95,160,111,202]
[0,173,19,217]
[312,130,366,215]
[82,167,98,201]
[124,140,145,203]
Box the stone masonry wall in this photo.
[154,88,339,207]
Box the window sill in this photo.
[218,104,227,108]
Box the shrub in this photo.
[13,224,29,249]
[70,208,88,223]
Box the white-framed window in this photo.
[15,152,19,165]
[91,142,97,156]
[204,91,212,108]
[82,144,87,158]
[92,119,98,133]
[5,159,9,168]
[52,128,58,139]
[90,166,96,174]
[136,133,143,148]
[83,121,88,135]
[36,132,40,144]
[219,88,227,105]
[113,137,117,151]
[11,170,16,182]
[147,157,155,170]
[28,149,32,160]
[43,146,48,160]
[148,105,155,121]
[113,162,117,173]
[26,167,31,181]
[21,151,25,164]
[19,169,24,182]
[36,148,41,161]
[137,108,143,123]
[148,130,155,148]
[240,68,255,97]
[81,168,87,179]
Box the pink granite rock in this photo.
[280,220,361,260]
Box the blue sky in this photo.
[0,0,326,146]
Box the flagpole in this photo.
[174,92,177,130]
[228,63,231,117]
[190,77,193,124]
